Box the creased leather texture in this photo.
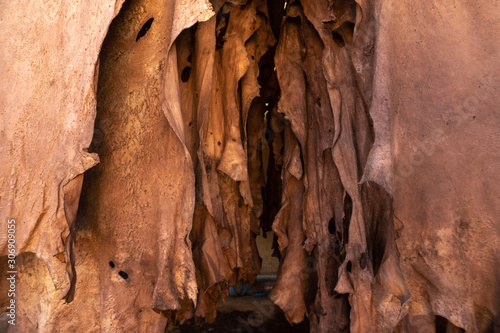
[0,0,124,303]
[1,0,499,332]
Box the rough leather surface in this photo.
[0,0,124,303]
[1,0,499,332]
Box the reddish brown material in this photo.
[1,0,499,332]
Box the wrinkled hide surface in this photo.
[1,0,499,332]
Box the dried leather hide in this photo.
[1,0,499,332]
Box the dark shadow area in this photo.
[168,297,309,333]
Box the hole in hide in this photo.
[346,261,352,273]
[328,217,336,235]
[136,17,154,42]
[181,66,191,82]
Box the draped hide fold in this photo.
[1,0,499,332]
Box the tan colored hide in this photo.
[370,1,500,332]
[0,0,124,303]
[1,0,499,332]
[1,0,213,331]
